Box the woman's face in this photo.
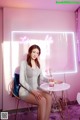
[31,48,39,60]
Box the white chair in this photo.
[77,92,80,104]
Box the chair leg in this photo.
[15,99,20,120]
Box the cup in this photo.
[49,79,54,87]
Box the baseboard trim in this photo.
[0,109,2,112]
[67,100,78,105]
[2,107,37,114]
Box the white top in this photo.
[40,82,70,92]
[19,60,47,100]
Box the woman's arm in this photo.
[20,60,32,92]
[38,70,48,86]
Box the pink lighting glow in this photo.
[11,31,77,77]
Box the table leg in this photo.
[52,92,64,120]
[61,91,70,120]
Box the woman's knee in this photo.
[39,97,46,106]
[46,94,52,102]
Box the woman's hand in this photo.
[54,80,63,84]
[49,79,63,84]
[31,90,43,100]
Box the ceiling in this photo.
[0,0,80,11]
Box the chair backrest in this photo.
[8,73,20,98]
[13,73,20,97]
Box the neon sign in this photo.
[11,31,77,76]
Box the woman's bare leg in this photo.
[37,97,46,120]
[39,91,52,120]
[23,93,46,120]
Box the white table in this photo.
[40,82,70,120]
[40,82,70,92]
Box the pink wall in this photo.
[77,8,80,62]
[0,8,3,110]
[2,8,80,110]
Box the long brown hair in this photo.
[27,44,41,68]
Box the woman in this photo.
[19,44,52,120]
